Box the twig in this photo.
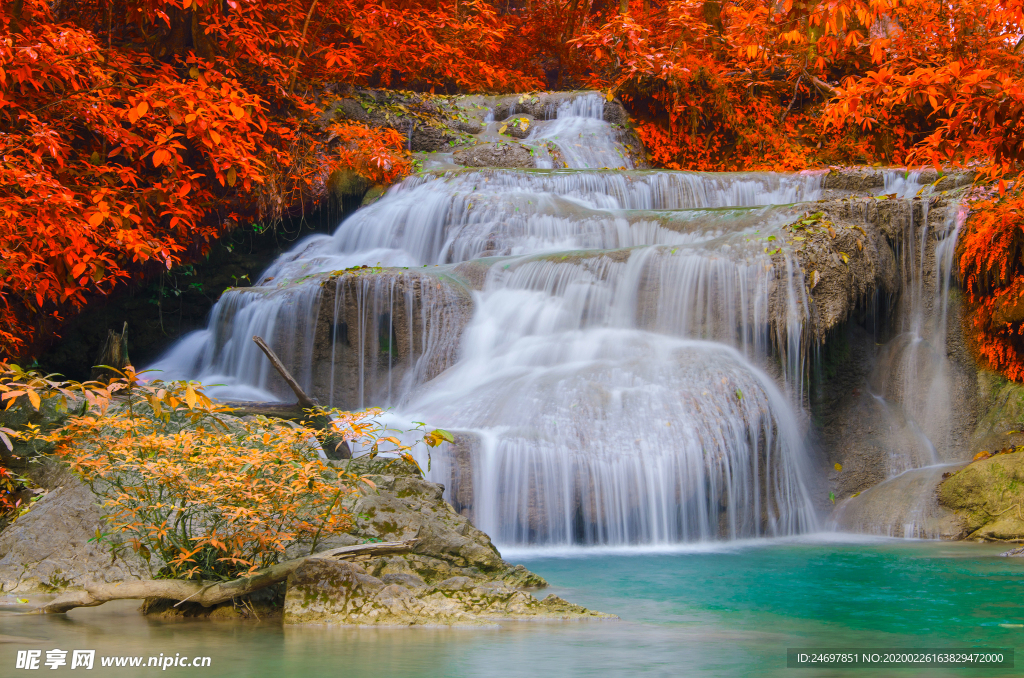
[287,0,319,95]
[779,72,804,124]
[803,70,837,98]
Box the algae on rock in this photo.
[939,451,1024,541]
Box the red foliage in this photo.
[6,0,1024,380]
[1,0,530,357]
[958,193,1024,380]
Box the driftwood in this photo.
[246,335,351,460]
[37,540,416,614]
[217,401,307,420]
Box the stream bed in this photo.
[3,537,1021,677]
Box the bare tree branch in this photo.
[37,540,416,614]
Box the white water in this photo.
[528,93,633,169]
[149,93,957,547]
[868,180,968,474]
[826,175,970,539]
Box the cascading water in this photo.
[151,91,953,547]
[830,175,971,538]
[527,93,634,169]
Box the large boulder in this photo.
[453,141,536,168]
[938,450,1024,540]
[284,557,606,625]
[0,480,148,593]
[280,456,603,624]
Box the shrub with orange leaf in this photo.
[2,363,434,580]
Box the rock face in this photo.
[938,451,1024,540]
[287,456,606,624]
[969,372,1024,455]
[453,141,536,168]
[307,269,475,409]
[804,185,979,516]
[0,481,148,593]
[284,558,600,625]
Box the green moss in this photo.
[375,520,399,535]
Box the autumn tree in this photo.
[0,0,539,359]
[6,0,1024,380]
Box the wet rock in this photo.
[603,99,631,126]
[360,184,388,207]
[821,168,886,192]
[832,465,966,539]
[0,481,148,593]
[499,115,533,139]
[283,557,607,625]
[938,450,1024,540]
[308,269,475,409]
[453,142,536,168]
[327,169,370,207]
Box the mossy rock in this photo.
[938,450,1024,540]
[360,184,388,206]
[332,455,422,478]
[327,169,370,205]
[971,371,1024,454]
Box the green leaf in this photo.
[431,428,455,443]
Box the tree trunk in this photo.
[8,0,24,33]
[37,540,416,614]
[91,323,130,382]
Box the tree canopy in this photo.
[3,0,1024,376]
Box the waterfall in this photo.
[828,175,971,539]
[865,184,968,474]
[527,93,632,169]
[150,92,953,547]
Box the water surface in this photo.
[3,538,1021,677]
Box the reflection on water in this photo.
[2,540,1022,677]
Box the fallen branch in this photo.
[250,335,351,460]
[252,336,317,409]
[218,401,307,420]
[37,540,416,615]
